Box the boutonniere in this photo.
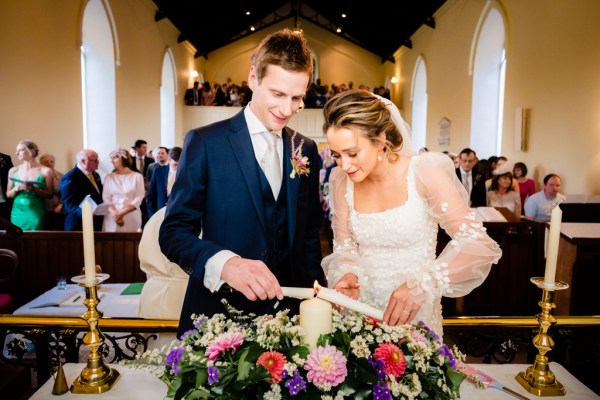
[289,131,310,179]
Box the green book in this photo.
[120,282,144,295]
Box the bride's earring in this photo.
[377,153,383,162]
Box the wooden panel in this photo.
[0,231,144,306]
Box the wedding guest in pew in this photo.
[0,151,14,220]
[39,153,65,230]
[60,149,103,230]
[486,161,521,218]
[321,89,501,337]
[102,146,145,232]
[160,29,323,336]
[146,146,181,218]
[524,174,565,222]
[6,140,54,231]
[514,162,536,214]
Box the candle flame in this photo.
[313,280,322,297]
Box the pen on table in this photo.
[72,295,82,303]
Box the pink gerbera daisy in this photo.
[373,343,407,377]
[256,351,286,383]
[304,345,347,390]
[205,332,244,361]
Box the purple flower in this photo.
[194,317,207,329]
[418,321,440,343]
[368,355,387,381]
[373,382,392,400]
[207,366,219,385]
[285,370,307,396]
[180,329,197,340]
[165,347,184,375]
[438,344,457,370]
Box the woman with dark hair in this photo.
[321,89,501,337]
[514,162,535,212]
[102,146,145,232]
[487,162,521,218]
[6,140,54,230]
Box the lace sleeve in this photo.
[410,153,502,303]
[321,167,366,287]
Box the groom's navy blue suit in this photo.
[160,110,323,335]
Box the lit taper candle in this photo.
[81,198,96,282]
[543,205,562,286]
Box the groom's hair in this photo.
[251,28,313,86]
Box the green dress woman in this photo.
[10,173,47,230]
[7,140,53,231]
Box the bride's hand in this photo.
[384,284,421,326]
[333,273,360,300]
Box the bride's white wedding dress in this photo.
[322,152,502,337]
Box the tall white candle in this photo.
[317,287,384,321]
[82,199,96,282]
[543,205,562,286]
[299,297,332,349]
[281,287,315,299]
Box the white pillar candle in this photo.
[281,287,315,299]
[299,297,332,349]
[82,199,96,282]
[316,287,385,321]
[543,205,562,286]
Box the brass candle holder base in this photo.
[515,277,568,397]
[70,273,120,394]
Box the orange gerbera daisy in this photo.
[256,351,286,383]
[373,343,407,377]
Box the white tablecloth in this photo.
[13,283,140,318]
[29,362,598,399]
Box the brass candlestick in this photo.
[515,277,569,396]
[70,273,120,394]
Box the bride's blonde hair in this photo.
[322,89,403,162]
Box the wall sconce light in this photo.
[191,70,199,80]
[390,76,398,84]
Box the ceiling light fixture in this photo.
[245,11,250,16]
[336,27,342,33]
[341,13,347,18]
[250,26,256,31]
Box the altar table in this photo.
[13,283,140,318]
[30,362,598,399]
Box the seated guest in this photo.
[524,174,565,222]
[102,147,145,232]
[514,162,535,213]
[7,140,54,230]
[40,153,65,229]
[485,157,519,193]
[60,149,103,231]
[0,151,13,220]
[486,162,521,218]
[146,147,181,218]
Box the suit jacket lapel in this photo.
[283,127,299,247]
[229,112,267,235]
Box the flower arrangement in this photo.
[126,303,465,399]
[289,131,310,179]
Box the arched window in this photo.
[469,5,506,158]
[160,49,177,148]
[411,55,428,152]
[81,0,117,175]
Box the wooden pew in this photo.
[0,231,144,307]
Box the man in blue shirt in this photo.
[524,174,565,222]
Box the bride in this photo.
[321,89,502,337]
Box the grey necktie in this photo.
[260,131,281,199]
[463,172,472,194]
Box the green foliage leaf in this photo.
[317,333,333,347]
[195,368,208,388]
[355,357,379,385]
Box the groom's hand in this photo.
[221,257,284,302]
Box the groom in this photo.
[160,29,324,335]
